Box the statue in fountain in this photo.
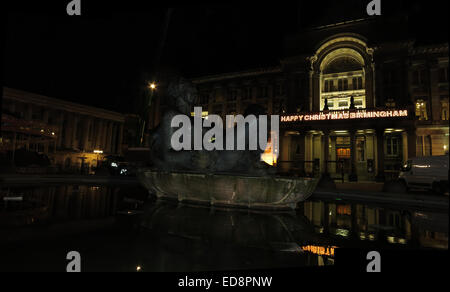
[148,76,276,176]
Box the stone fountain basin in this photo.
[137,169,318,210]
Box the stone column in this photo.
[82,117,91,152]
[106,122,113,153]
[298,134,306,176]
[111,123,117,154]
[43,110,49,124]
[375,128,385,182]
[64,114,75,149]
[25,104,33,120]
[323,130,330,175]
[56,111,64,148]
[117,123,124,155]
[311,71,321,112]
[309,71,314,111]
[44,142,49,155]
[96,120,104,150]
[330,135,337,174]
[305,133,313,174]
[72,116,78,148]
[102,121,109,151]
[349,130,358,181]
[406,128,417,160]
[365,63,375,109]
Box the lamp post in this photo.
[139,82,157,146]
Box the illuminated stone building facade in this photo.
[191,17,449,181]
[1,87,125,171]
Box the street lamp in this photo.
[139,81,157,146]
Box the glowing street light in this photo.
[149,82,156,90]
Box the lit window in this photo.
[354,99,363,108]
[352,77,357,90]
[441,100,449,121]
[328,80,334,92]
[338,101,348,108]
[415,99,428,120]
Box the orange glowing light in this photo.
[261,136,277,166]
[301,245,337,257]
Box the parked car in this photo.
[399,155,449,194]
[104,156,130,176]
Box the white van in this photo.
[399,155,449,194]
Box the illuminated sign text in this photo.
[281,109,408,123]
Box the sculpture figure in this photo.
[148,76,276,176]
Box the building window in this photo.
[88,122,95,142]
[228,89,237,101]
[324,80,330,92]
[227,102,236,113]
[385,98,396,108]
[343,79,348,91]
[438,67,448,83]
[412,69,427,86]
[328,80,334,92]
[415,99,428,120]
[200,93,209,105]
[76,120,82,141]
[275,84,285,96]
[259,86,268,98]
[352,77,363,90]
[213,104,223,114]
[441,99,449,120]
[243,87,252,100]
[32,108,43,121]
[338,79,343,91]
[338,101,348,108]
[386,136,400,156]
[336,148,351,158]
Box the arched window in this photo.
[319,48,366,111]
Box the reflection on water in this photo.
[301,200,448,250]
[0,185,447,271]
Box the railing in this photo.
[324,160,346,183]
[277,159,349,182]
[276,160,319,177]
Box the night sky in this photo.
[2,0,448,113]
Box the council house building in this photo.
[189,16,449,182]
